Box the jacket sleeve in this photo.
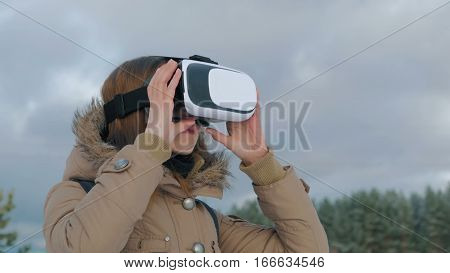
[43,133,171,252]
[216,151,329,253]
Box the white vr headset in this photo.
[102,55,257,138]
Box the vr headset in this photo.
[102,55,257,139]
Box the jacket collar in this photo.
[64,98,231,200]
[158,152,224,199]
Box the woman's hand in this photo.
[145,59,196,145]
[206,89,269,166]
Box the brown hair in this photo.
[101,56,169,148]
[100,56,206,196]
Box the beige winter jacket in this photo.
[43,99,329,253]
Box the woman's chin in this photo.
[172,144,196,155]
[174,149,193,155]
[171,133,199,154]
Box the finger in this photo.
[226,122,233,135]
[147,83,164,99]
[253,88,262,127]
[151,64,165,85]
[206,128,232,148]
[157,59,178,84]
[167,68,182,96]
[147,66,163,96]
[255,87,261,110]
[173,118,196,136]
[226,121,241,135]
[253,98,261,122]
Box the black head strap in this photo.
[103,86,149,125]
[101,85,149,141]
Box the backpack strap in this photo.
[196,199,220,242]
[70,178,96,193]
[70,179,220,243]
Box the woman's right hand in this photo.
[145,59,196,146]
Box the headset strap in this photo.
[103,86,149,125]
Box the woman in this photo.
[43,56,329,253]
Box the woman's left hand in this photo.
[206,88,268,166]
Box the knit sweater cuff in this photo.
[239,150,286,186]
[134,132,172,163]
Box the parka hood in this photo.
[63,98,231,192]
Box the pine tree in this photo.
[423,186,448,252]
[0,189,31,253]
[410,192,426,252]
[443,183,450,250]
[228,183,450,252]
[317,198,336,251]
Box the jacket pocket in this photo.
[122,235,170,253]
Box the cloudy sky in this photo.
[1,0,449,252]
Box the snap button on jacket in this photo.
[43,99,329,253]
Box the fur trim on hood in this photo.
[71,98,232,191]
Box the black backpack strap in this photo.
[196,199,220,242]
[71,178,96,193]
[70,179,221,243]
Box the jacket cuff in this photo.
[134,132,172,163]
[239,150,287,186]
